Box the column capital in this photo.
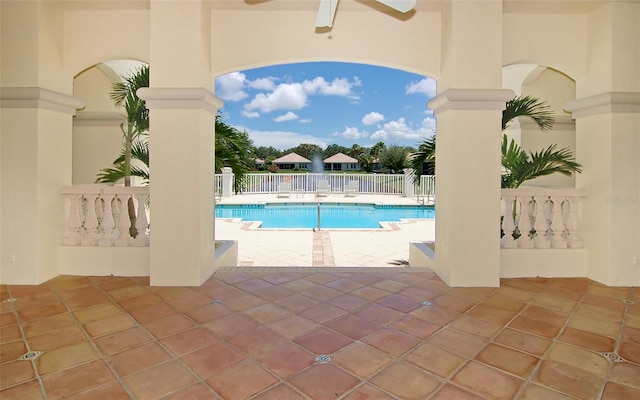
[0,87,85,115]
[137,87,223,114]
[428,89,514,115]
[564,92,640,118]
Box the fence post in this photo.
[221,167,233,197]
[403,169,414,198]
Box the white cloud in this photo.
[362,112,385,125]
[244,82,308,114]
[242,110,260,119]
[299,119,312,123]
[369,117,435,142]
[333,126,369,140]
[248,77,277,91]
[215,72,248,102]
[274,111,299,122]
[238,126,328,150]
[302,77,354,97]
[406,78,437,98]
[242,75,360,116]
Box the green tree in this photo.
[370,141,386,159]
[408,95,581,188]
[408,135,435,180]
[98,115,256,193]
[348,144,364,159]
[379,145,409,174]
[100,65,149,186]
[254,146,283,161]
[357,149,375,172]
[324,144,350,158]
[501,135,582,189]
[289,143,323,160]
[214,116,254,193]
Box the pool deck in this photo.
[215,193,435,268]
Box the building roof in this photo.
[323,152,358,163]
[272,152,311,163]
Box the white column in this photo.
[429,89,513,287]
[138,88,222,286]
[564,2,640,286]
[1,88,84,284]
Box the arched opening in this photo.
[213,61,437,267]
[503,64,577,188]
[72,60,148,185]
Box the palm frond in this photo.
[110,65,149,133]
[408,135,436,184]
[501,135,582,188]
[503,95,555,131]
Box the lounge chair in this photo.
[277,182,291,198]
[316,180,330,196]
[344,181,359,197]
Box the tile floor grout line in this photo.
[515,280,604,400]
[3,284,50,399]
[63,278,144,400]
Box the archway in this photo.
[213,61,437,267]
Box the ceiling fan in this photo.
[315,0,416,28]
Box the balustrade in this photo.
[501,188,585,249]
[61,184,150,247]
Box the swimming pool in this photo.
[215,203,435,229]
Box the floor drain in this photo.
[601,352,626,363]
[315,354,331,364]
[421,301,433,306]
[212,299,224,305]
[623,300,635,305]
[19,351,43,361]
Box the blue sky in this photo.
[215,62,437,150]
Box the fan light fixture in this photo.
[315,0,416,28]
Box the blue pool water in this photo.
[215,203,435,229]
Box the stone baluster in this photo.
[517,196,534,249]
[80,193,100,246]
[501,194,517,248]
[63,194,83,246]
[566,196,584,248]
[533,195,550,248]
[98,194,116,246]
[132,193,149,246]
[550,196,568,248]
[114,195,132,247]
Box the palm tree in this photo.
[102,65,149,186]
[98,115,254,193]
[96,138,149,184]
[501,135,582,189]
[214,115,254,193]
[409,95,581,188]
[408,134,435,182]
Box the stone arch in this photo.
[502,63,578,188]
[72,59,148,184]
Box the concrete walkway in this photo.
[215,193,435,268]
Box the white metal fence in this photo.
[218,172,436,198]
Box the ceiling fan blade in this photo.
[315,0,339,27]
[376,0,416,13]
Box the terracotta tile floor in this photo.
[1,267,639,400]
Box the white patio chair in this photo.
[277,182,291,198]
[344,181,359,197]
[316,180,330,196]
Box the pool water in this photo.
[215,203,435,229]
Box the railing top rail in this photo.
[60,184,150,195]
[60,184,110,194]
[501,187,586,197]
